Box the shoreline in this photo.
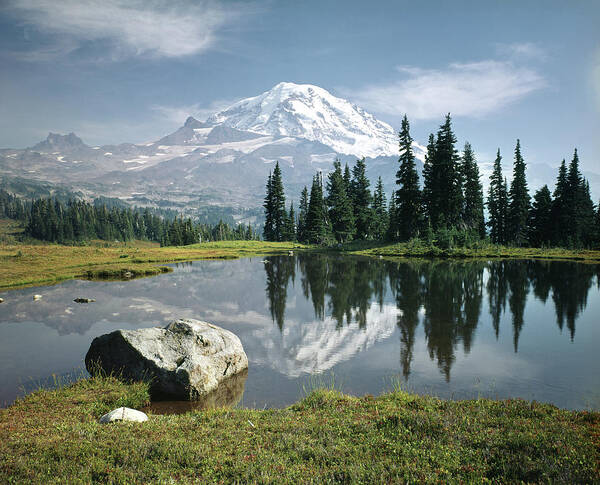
[1,239,599,291]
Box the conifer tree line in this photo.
[263,114,600,248]
[0,190,258,246]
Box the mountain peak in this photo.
[32,132,87,151]
[206,82,398,157]
[184,116,206,129]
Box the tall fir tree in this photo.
[326,160,355,242]
[372,177,389,240]
[580,180,597,247]
[500,177,509,243]
[434,114,462,228]
[297,186,309,243]
[386,190,398,240]
[551,159,569,245]
[487,149,508,244]
[263,171,274,241]
[350,157,373,239]
[422,133,436,227]
[460,142,485,237]
[395,114,422,241]
[562,149,596,247]
[565,149,583,244]
[270,161,286,241]
[343,163,352,194]
[305,173,330,244]
[528,185,553,247]
[507,140,530,245]
[282,202,296,241]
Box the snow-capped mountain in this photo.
[2,81,592,216]
[1,82,425,211]
[206,82,401,158]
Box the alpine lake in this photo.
[1,253,599,411]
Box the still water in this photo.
[0,254,598,410]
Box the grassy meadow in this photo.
[0,221,304,290]
[0,376,598,483]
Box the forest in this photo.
[263,114,600,249]
[0,190,258,246]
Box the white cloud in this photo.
[342,60,546,120]
[495,42,548,61]
[152,98,240,124]
[6,0,242,59]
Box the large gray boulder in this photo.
[85,319,248,399]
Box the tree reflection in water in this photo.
[264,254,599,381]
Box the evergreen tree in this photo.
[326,160,355,242]
[499,177,509,243]
[434,114,462,228]
[350,157,373,239]
[561,149,596,247]
[565,149,584,245]
[580,180,597,247]
[551,159,569,245]
[262,162,287,241]
[271,161,286,241]
[343,163,352,194]
[386,191,398,241]
[528,185,553,247]
[395,114,422,240]
[305,173,330,244]
[460,142,485,237]
[297,186,309,243]
[507,140,530,245]
[422,133,436,227]
[371,177,388,240]
[282,202,296,241]
[487,150,508,244]
[263,171,274,241]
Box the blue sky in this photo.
[0,0,598,173]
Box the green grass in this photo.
[343,240,600,262]
[0,377,597,483]
[0,239,306,290]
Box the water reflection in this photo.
[263,255,599,382]
[142,369,247,415]
[1,255,598,409]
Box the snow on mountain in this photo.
[21,81,591,209]
[206,82,401,158]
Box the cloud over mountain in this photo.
[343,60,546,120]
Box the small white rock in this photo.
[0,298,4,303]
[33,294,42,301]
[99,407,148,424]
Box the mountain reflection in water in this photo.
[263,254,599,382]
